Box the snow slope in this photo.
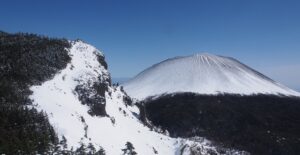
[29,41,246,154]
[123,53,300,100]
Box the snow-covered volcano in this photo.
[123,53,300,100]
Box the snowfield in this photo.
[29,41,246,154]
[123,53,300,100]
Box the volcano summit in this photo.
[123,53,300,99]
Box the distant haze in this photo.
[112,77,130,84]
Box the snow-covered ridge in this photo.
[29,41,245,154]
[123,53,300,100]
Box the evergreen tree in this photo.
[122,142,137,155]
[97,147,106,155]
[87,143,96,154]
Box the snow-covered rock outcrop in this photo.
[29,41,246,154]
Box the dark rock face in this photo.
[74,52,111,117]
[75,81,108,117]
[141,93,300,155]
[96,54,108,70]
[95,53,111,86]
[0,32,71,153]
[120,86,133,106]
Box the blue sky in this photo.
[1,0,300,90]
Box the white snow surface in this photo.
[123,53,300,100]
[29,41,244,154]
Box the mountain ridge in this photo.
[28,40,246,154]
[1,31,298,155]
[0,31,244,154]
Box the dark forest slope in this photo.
[140,93,300,155]
[0,31,71,154]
